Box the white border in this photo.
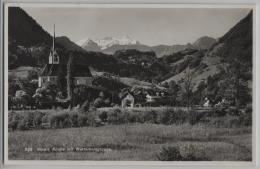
[2,2,258,167]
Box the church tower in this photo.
[49,24,60,64]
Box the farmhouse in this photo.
[120,86,169,107]
[38,25,93,87]
[121,92,135,108]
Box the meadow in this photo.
[8,107,252,161]
[8,124,252,161]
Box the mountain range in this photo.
[77,36,140,50]
[77,35,217,58]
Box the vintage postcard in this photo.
[3,3,255,164]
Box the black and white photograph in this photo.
[4,3,255,163]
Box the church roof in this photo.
[40,64,92,77]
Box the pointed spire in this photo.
[49,24,59,64]
[53,24,55,51]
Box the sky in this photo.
[23,7,251,46]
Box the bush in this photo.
[156,147,183,161]
[49,111,96,128]
[125,110,143,123]
[17,118,30,130]
[79,100,90,113]
[17,112,36,130]
[188,110,203,125]
[226,107,240,116]
[142,110,158,124]
[159,109,188,125]
[77,113,88,127]
[99,111,108,122]
[172,109,188,124]
[239,106,252,126]
[104,98,111,106]
[49,111,72,128]
[93,97,105,108]
[213,108,228,117]
[87,112,102,127]
[33,112,45,128]
[69,112,79,127]
[107,108,126,124]
[9,112,21,130]
[157,146,210,161]
[158,109,171,124]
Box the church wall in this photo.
[38,76,58,87]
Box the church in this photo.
[38,25,93,88]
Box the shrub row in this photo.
[98,107,252,127]
[99,108,204,125]
[8,106,252,131]
[9,111,46,130]
[49,110,102,128]
[8,110,102,130]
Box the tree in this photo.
[180,67,194,107]
[45,82,58,100]
[194,80,207,106]
[168,80,180,106]
[94,97,105,108]
[73,85,89,106]
[33,82,58,108]
[13,90,31,108]
[8,74,20,97]
[57,65,66,97]
[221,58,251,107]
[161,82,169,89]
[10,78,38,108]
[17,79,38,97]
[67,53,74,109]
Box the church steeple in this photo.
[49,24,59,64]
[53,24,55,51]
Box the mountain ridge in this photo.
[161,10,252,93]
[77,36,140,50]
[77,36,216,58]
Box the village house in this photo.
[38,25,93,88]
[144,89,169,106]
[146,92,166,103]
[121,92,135,108]
[120,87,168,108]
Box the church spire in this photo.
[53,24,55,51]
[49,24,59,64]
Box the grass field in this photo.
[8,123,252,161]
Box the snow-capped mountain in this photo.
[76,35,217,58]
[78,38,101,52]
[77,35,140,50]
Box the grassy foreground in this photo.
[8,123,252,161]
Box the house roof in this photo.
[40,64,92,77]
[122,92,135,100]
